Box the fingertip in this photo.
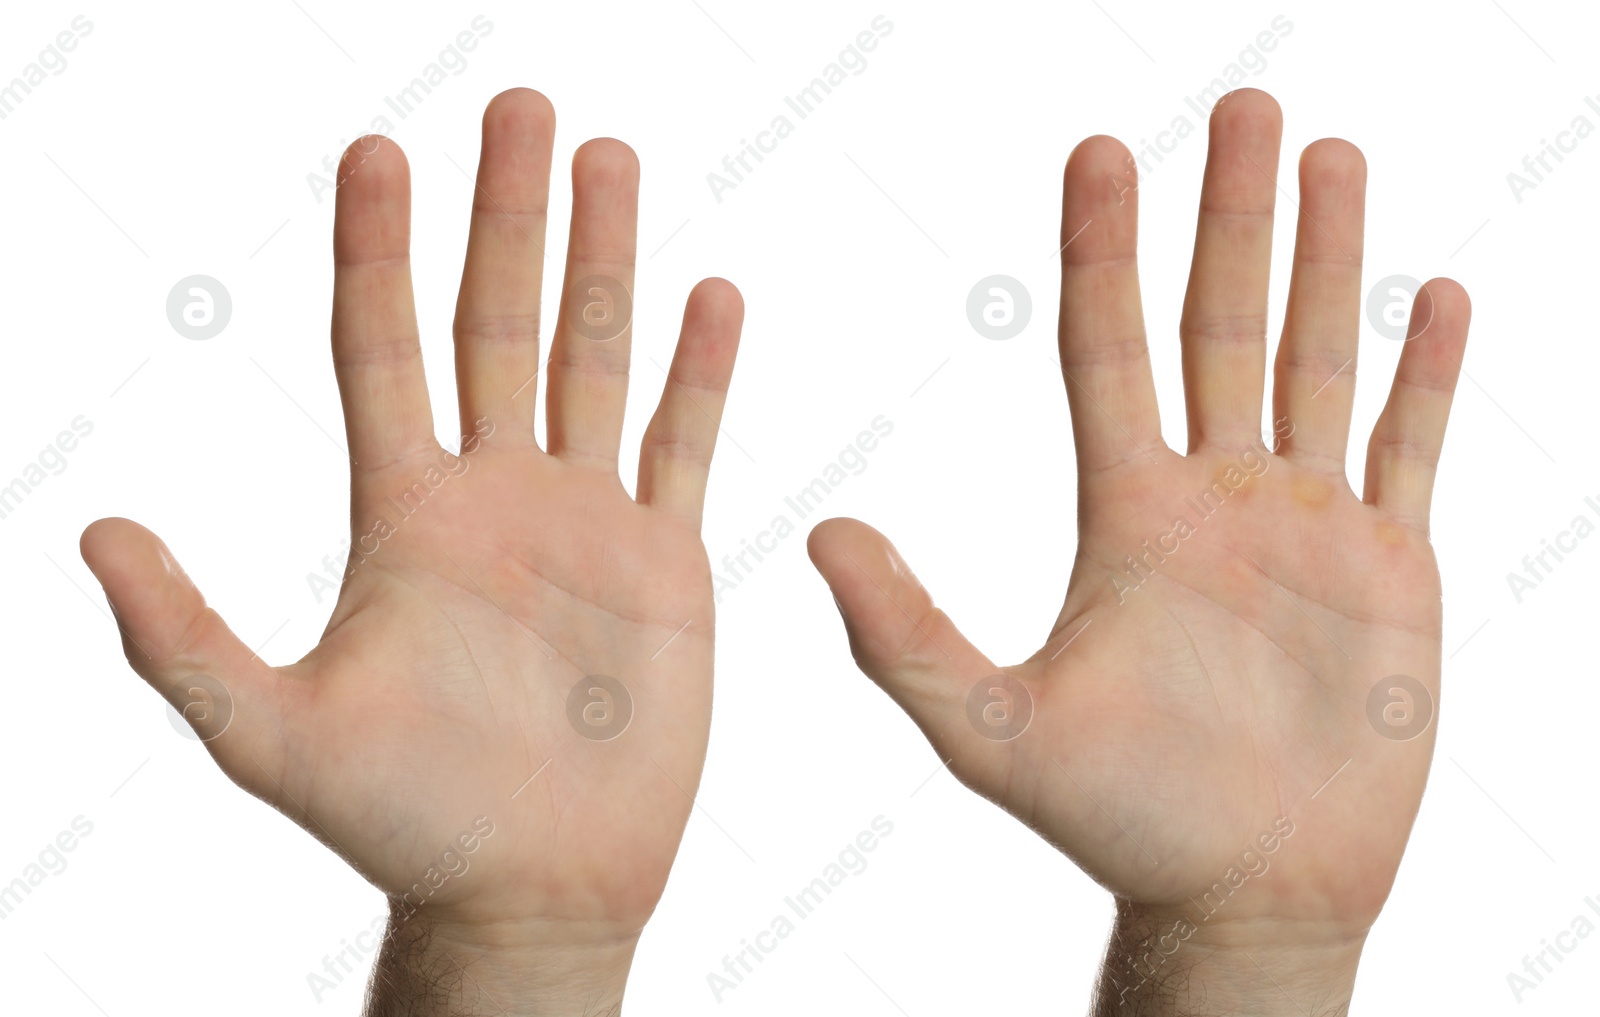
[80,515,135,565]
[80,517,179,587]
[1061,135,1140,259]
[1408,277,1471,351]
[1065,134,1134,185]
[484,87,556,134]
[806,515,856,560]
[334,136,411,264]
[691,276,743,312]
[339,134,408,185]
[1199,88,1282,210]
[1420,276,1470,317]
[806,517,886,574]
[1300,137,1366,188]
[805,519,983,712]
[479,89,557,185]
[77,527,283,774]
[1302,136,1364,167]
[685,277,745,338]
[573,137,640,189]
[1212,87,1281,125]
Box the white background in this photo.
[0,1,1594,1013]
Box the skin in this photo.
[808,89,1470,1015]
[80,88,743,1016]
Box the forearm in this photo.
[1091,900,1366,1017]
[364,899,638,1017]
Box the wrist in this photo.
[1093,900,1367,1017]
[366,900,640,1017]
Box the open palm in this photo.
[82,89,743,949]
[809,89,1468,963]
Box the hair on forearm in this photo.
[1091,902,1352,1017]
[364,902,478,1017]
[362,897,625,1017]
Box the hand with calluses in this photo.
[81,89,742,1016]
[808,89,1468,1015]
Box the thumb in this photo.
[807,518,1024,780]
[80,517,288,788]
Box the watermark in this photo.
[0,816,94,920]
[1364,674,1433,741]
[706,15,893,203]
[0,16,93,122]
[305,16,495,203]
[1505,895,1600,1002]
[1364,274,1428,341]
[390,816,496,924]
[0,415,94,522]
[706,815,894,1002]
[966,674,1033,741]
[305,417,495,603]
[166,275,232,340]
[1109,16,1294,201]
[566,674,633,741]
[1109,421,1291,604]
[305,911,389,1003]
[165,673,234,742]
[966,275,1031,340]
[1505,94,1600,205]
[565,275,631,342]
[1505,493,1600,603]
[714,415,893,601]
[1104,816,1295,1006]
